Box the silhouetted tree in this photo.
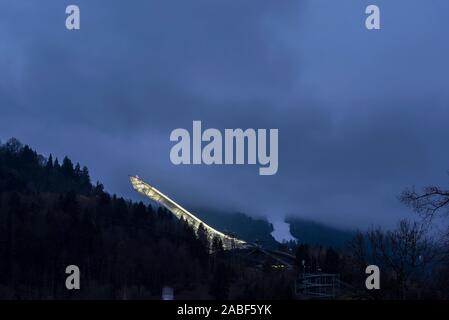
[197,223,209,249]
[46,154,53,170]
[401,182,449,220]
[54,158,60,170]
[0,138,297,299]
[324,247,340,274]
[346,220,438,299]
[295,244,310,272]
[209,262,230,300]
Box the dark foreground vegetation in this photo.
[0,138,292,299]
[289,186,449,299]
[1,137,448,299]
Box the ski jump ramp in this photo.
[129,175,248,250]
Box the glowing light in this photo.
[129,176,248,250]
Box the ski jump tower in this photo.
[129,176,248,250]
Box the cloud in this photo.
[1,0,449,230]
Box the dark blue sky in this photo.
[1,0,449,229]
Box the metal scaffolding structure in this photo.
[129,175,248,250]
[295,273,341,299]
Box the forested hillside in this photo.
[195,209,279,249]
[287,218,355,248]
[0,138,294,299]
[2,138,449,300]
[0,138,209,299]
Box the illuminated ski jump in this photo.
[129,176,248,250]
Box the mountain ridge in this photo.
[193,208,356,249]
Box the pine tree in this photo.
[94,181,104,195]
[74,163,81,178]
[46,154,54,170]
[54,157,60,170]
[295,244,311,272]
[212,237,224,254]
[324,247,340,274]
[197,223,209,248]
[80,166,91,194]
[61,156,74,177]
[209,262,230,300]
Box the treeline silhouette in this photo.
[0,138,210,299]
[7,137,445,300]
[0,138,294,300]
[290,219,449,299]
[0,138,92,195]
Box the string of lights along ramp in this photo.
[129,176,248,250]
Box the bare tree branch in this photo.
[400,184,449,220]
